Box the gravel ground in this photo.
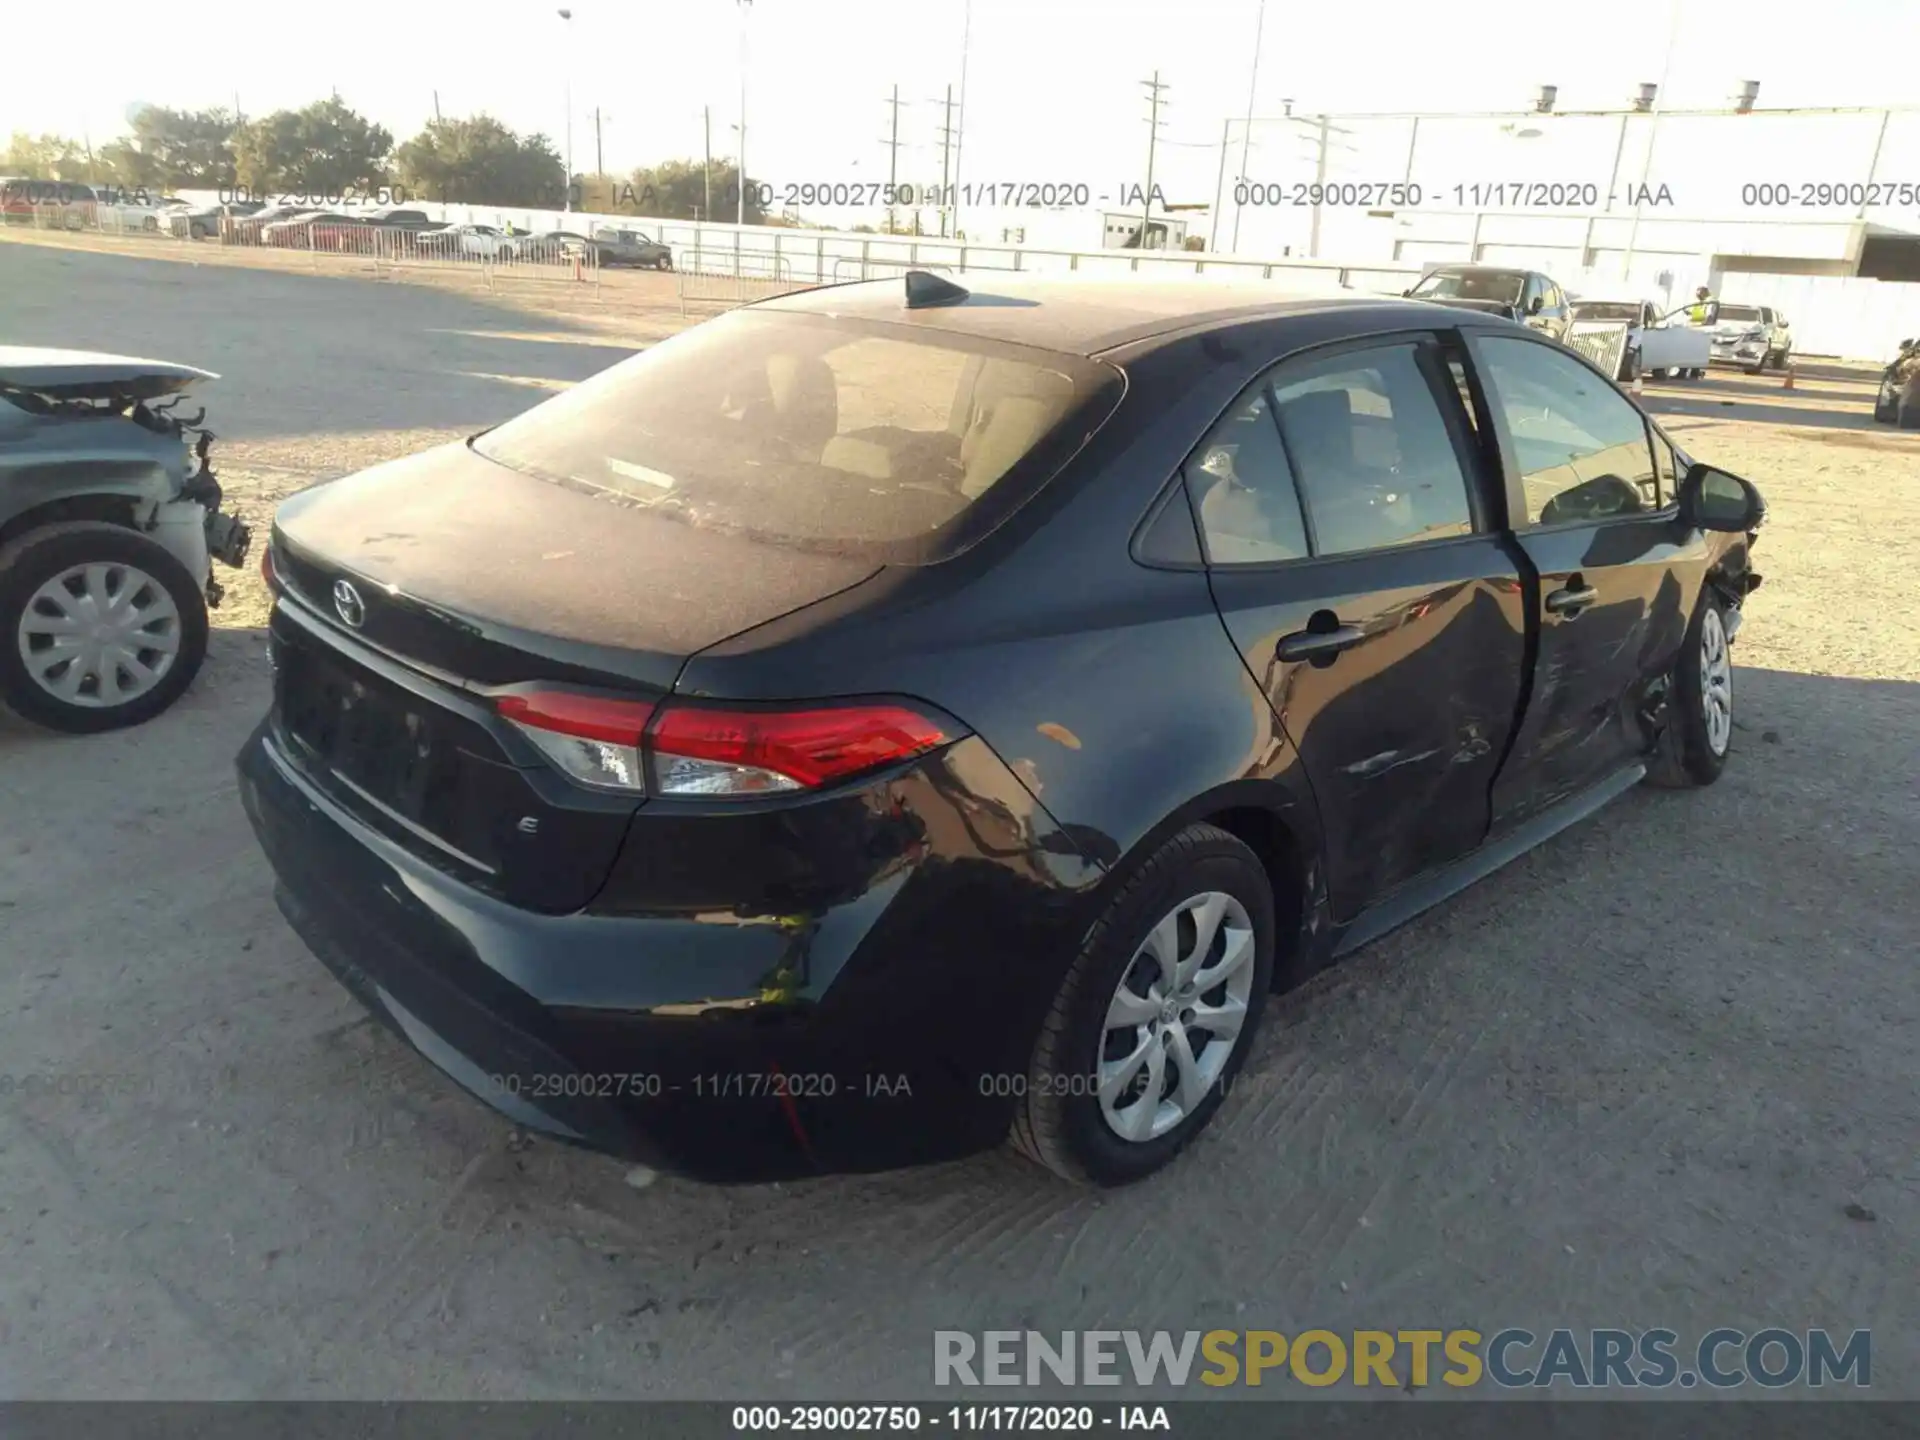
[0,234,1915,1401]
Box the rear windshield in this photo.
[1570,302,1642,323]
[1412,270,1524,304]
[1718,305,1763,323]
[473,309,1123,562]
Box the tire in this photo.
[1646,592,1735,789]
[1899,392,1920,431]
[1872,382,1898,423]
[142,215,159,232]
[0,523,209,735]
[1619,349,1641,384]
[1011,823,1276,1186]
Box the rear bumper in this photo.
[237,717,1103,1181]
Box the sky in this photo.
[6,0,1918,218]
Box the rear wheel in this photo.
[1873,380,1898,423]
[0,523,209,734]
[1011,823,1275,1185]
[1647,593,1734,788]
[1900,391,1920,431]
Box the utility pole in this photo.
[953,0,971,240]
[737,0,751,225]
[1139,71,1168,249]
[594,107,603,180]
[703,106,712,222]
[935,85,956,237]
[432,90,441,123]
[1231,0,1266,251]
[882,86,905,234]
[1624,0,1683,280]
[1308,114,1329,257]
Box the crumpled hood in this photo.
[0,346,217,401]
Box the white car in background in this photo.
[1567,298,1712,381]
[413,222,526,261]
[1707,303,1794,373]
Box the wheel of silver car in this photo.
[1011,822,1275,1185]
[1700,606,1733,758]
[1097,891,1257,1143]
[0,523,209,734]
[1646,592,1735,789]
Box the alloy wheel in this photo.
[1700,607,1733,756]
[1098,891,1257,1143]
[16,562,183,708]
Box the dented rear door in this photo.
[1195,332,1527,921]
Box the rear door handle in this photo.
[1276,624,1366,664]
[1545,583,1599,617]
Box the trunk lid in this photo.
[267,441,881,912]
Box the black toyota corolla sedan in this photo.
[238,272,1764,1186]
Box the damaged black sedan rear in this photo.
[239,275,1764,1186]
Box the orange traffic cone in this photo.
[1782,366,1795,390]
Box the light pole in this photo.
[557,8,574,212]
[1230,0,1266,252]
[1623,0,1684,281]
[737,0,751,225]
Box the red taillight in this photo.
[646,703,951,795]
[493,691,954,797]
[259,544,276,590]
[497,691,657,744]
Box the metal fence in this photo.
[676,247,810,314]
[1563,321,1632,379]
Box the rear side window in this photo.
[473,309,1122,562]
[1186,387,1310,565]
[1189,341,1476,564]
[1270,343,1475,556]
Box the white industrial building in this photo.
[1201,91,1920,356]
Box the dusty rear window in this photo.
[473,309,1121,561]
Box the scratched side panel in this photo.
[1209,536,1529,919]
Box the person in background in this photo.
[1687,285,1716,324]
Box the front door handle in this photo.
[1276,624,1366,664]
[1545,583,1599,617]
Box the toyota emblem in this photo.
[332,579,366,628]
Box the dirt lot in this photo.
[1,233,1915,1400]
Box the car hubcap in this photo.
[1700,608,1732,756]
[17,562,182,708]
[1098,891,1256,1144]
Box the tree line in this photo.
[1,100,766,221]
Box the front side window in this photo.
[474,309,1120,561]
[1476,336,1658,525]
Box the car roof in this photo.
[754,274,1462,356]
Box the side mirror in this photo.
[1679,462,1765,533]
[1528,295,1545,315]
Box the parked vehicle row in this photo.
[228,272,1764,1187]
[1,178,189,231]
